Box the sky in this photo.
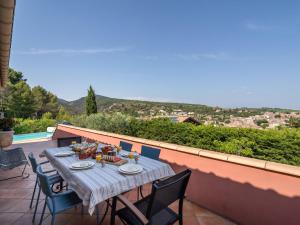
[10,0,300,109]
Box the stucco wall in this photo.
[53,125,300,225]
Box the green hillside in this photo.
[58,95,299,118]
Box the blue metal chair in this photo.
[139,146,161,199]
[120,141,133,152]
[111,169,192,225]
[36,165,82,225]
[28,153,64,223]
[141,145,161,161]
[0,147,29,181]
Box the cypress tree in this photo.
[86,85,97,115]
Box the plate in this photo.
[119,164,143,174]
[54,151,75,157]
[120,152,139,158]
[70,161,95,170]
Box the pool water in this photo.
[13,132,53,142]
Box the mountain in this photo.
[58,95,299,118]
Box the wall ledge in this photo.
[55,124,300,178]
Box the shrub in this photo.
[13,118,56,134]
[71,113,300,166]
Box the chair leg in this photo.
[178,198,184,225]
[139,186,145,199]
[51,214,56,225]
[39,200,47,225]
[96,205,99,225]
[0,163,30,181]
[30,178,38,208]
[32,186,41,222]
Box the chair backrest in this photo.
[120,141,133,152]
[141,146,161,160]
[146,169,191,218]
[36,165,54,197]
[28,152,38,173]
[0,148,28,169]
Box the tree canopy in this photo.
[85,85,97,115]
[3,68,59,119]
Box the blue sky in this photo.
[10,0,300,109]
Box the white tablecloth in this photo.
[45,147,175,215]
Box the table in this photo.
[44,147,175,216]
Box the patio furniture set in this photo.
[0,140,192,225]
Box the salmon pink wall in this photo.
[53,125,300,225]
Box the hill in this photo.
[58,95,299,119]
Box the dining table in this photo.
[44,145,175,223]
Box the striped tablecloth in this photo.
[44,147,175,215]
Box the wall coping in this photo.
[55,124,300,178]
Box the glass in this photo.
[128,152,134,163]
[96,154,102,163]
[134,154,140,164]
[116,146,122,156]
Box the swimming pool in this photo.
[13,132,53,142]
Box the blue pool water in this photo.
[13,132,53,142]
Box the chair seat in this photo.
[117,196,178,225]
[47,191,82,214]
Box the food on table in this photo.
[101,145,114,155]
[103,155,121,163]
[71,142,97,159]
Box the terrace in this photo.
[1,1,300,225]
[0,139,236,225]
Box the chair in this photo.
[120,141,133,152]
[139,146,161,199]
[141,146,161,161]
[0,147,29,181]
[111,169,192,225]
[36,165,82,225]
[28,153,64,223]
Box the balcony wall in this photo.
[53,124,300,225]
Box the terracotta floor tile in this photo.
[197,214,236,225]
[0,212,25,225]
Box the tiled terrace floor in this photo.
[0,140,236,225]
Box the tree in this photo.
[56,106,71,121]
[32,86,59,118]
[288,117,300,128]
[6,81,36,118]
[85,85,97,115]
[8,68,27,85]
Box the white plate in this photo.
[54,151,75,157]
[119,164,143,174]
[70,161,95,170]
[120,152,139,158]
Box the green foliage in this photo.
[56,106,72,121]
[255,119,269,128]
[32,86,59,118]
[8,68,26,85]
[72,113,300,166]
[3,68,60,119]
[85,85,97,115]
[0,118,15,131]
[13,118,56,134]
[6,81,36,118]
[42,112,53,119]
[288,117,300,128]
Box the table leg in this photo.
[110,197,117,225]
